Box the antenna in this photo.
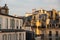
[4,0,7,4]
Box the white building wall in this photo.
[0,33,2,40]
[15,19,20,29]
[8,17,10,29]
[2,16,5,29]
[18,32,26,40]
[0,32,26,40]
[20,19,23,27]
[0,15,23,29]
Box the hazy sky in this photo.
[0,0,60,16]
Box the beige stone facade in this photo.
[24,9,60,40]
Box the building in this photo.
[0,29,35,40]
[0,11,23,29]
[23,9,60,40]
[0,4,9,15]
[0,4,35,40]
[0,4,23,29]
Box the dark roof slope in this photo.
[0,29,34,33]
[0,13,23,19]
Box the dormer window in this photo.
[1,9,5,14]
[0,17,2,29]
[0,4,9,14]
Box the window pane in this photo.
[49,31,52,36]
[56,31,58,37]
[0,24,1,29]
[8,34,11,40]
[0,17,2,29]
[5,18,8,29]
[56,38,58,40]
[3,34,7,40]
[49,38,52,40]
[10,19,15,29]
[15,34,18,40]
[19,33,21,40]
[16,20,19,29]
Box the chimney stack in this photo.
[32,8,36,13]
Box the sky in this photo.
[0,0,60,16]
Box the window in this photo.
[8,34,11,40]
[48,24,50,27]
[20,19,23,28]
[1,9,5,14]
[3,34,7,40]
[49,31,52,36]
[39,14,47,22]
[56,38,59,40]
[49,38,52,40]
[19,33,21,40]
[12,34,16,40]
[41,34,44,39]
[59,24,60,28]
[56,24,58,27]
[0,24,1,29]
[17,26,18,29]
[16,20,19,29]
[10,19,15,29]
[15,34,18,40]
[56,31,58,37]
[8,34,18,40]
[5,18,8,29]
[0,17,2,29]
[22,33,24,40]
[20,26,21,29]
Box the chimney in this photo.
[40,8,43,13]
[32,8,36,12]
[52,9,56,20]
[13,14,17,17]
[58,11,60,16]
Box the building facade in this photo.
[0,29,35,40]
[0,4,35,40]
[0,14,23,29]
[0,4,23,29]
[24,9,60,40]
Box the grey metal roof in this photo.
[0,29,34,33]
[0,13,23,19]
